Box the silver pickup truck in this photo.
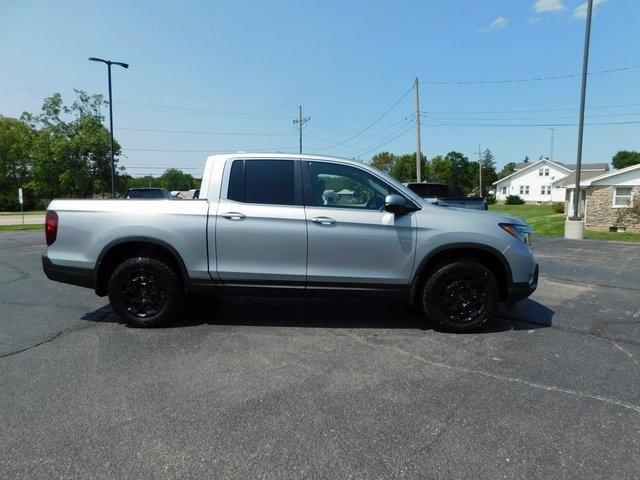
[42,153,537,332]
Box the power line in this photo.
[122,146,299,153]
[421,102,640,115]
[321,116,413,152]
[353,121,416,159]
[117,127,294,136]
[424,111,640,122]
[424,119,640,127]
[321,84,414,150]
[344,119,416,157]
[420,64,640,85]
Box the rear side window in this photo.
[227,159,296,206]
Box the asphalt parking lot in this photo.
[1,231,639,479]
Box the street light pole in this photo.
[89,57,129,197]
[572,0,593,220]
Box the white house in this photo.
[492,159,609,203]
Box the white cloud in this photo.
[533,0,566,13]
[489,16,509,29]
[528,16,543,24]
[480,16,508,32]
[572,0,607,19]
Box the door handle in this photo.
[310,216,336,225]
[221,212,246,220]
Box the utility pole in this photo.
[571,0,593,222]
[478,145,483,197]
[293,106,310,154]
[549,128,555,161]
[414,77,422,182]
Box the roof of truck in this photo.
[206,152,367,166]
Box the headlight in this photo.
[500,223,532,245]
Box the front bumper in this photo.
[42,255,95,289]
[505,263,538,307]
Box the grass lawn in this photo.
[489,203,640,243]
[0,224,43,232]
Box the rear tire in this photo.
[108,256,183,327]
[422,260,498,333]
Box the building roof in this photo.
[492,158,571,185]
[515,160,608,171]
[565,163,640,189]
[556,162,609,171]
[551,169,608,186]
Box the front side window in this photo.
[519,186,524,195]
[525,185,530,195]
[227,159,296,205]
[613,187,633,207]
[544,168,549,176]
[502,186,507,194]
[539,169,543,176]
[307,162,398,210]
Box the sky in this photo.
[1,0,638,177]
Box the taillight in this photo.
[45,211,58,246]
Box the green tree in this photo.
[468,148,498,196]
[158,168,197,191]
[497,161,517,180]
[388,153,428,182]
[21,90,120,200]
[0,117,34,210]
[370,151,396,173]
[431,151,474,195]
[612,151,640,169]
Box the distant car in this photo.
[124,188,172,199]
[405,182,488,210]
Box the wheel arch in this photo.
[94,237,189,296]
[410,243,513,306]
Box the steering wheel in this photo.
[365,193,384,210]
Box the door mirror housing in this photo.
[384,194,409,214]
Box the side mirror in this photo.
[384,194,408,214]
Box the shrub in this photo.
[505,195,525,205]
[485,195,496,205]
[551,202,564,214]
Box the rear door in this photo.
[303,160,417,289]
[214,158,307,288]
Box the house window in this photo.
[525,186,529,195]
[501,186,507,195]
[539,168,544,176]
[541,186,551,195]
[544,168,549,176]
[540,186,545,195]
[613,187,633,207]
[519,186,524,194]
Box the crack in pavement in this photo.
[0,323,98,359]
[343,332,640,415]
[540,274,640,293]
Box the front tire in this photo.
[422,260,498,333]
[108,256,183,327]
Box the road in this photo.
[1,232,639,479]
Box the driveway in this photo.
[1,232,639,479]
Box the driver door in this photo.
[303,160,417,289]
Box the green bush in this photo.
[505,195,525,205]
[551,202,565,214]
[485,195,496,205]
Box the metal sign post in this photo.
[18,188,24,225]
